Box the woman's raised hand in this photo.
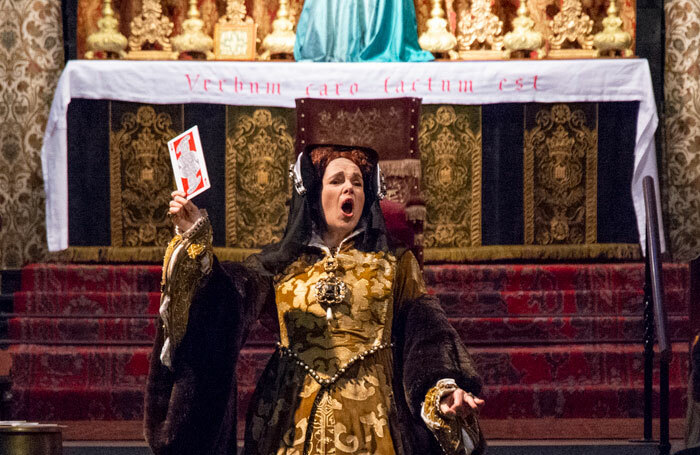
[169,190,200,232]
[440,388,485,419]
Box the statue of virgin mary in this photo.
[294,0,434,62]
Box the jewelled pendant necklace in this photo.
[314,248,347,322]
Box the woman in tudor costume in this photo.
[145,145,485,455]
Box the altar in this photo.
[42,58,662,262]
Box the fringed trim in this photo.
[424,244,642,263]
[405,204,426,222]
[49,247,261,263]
[378,159,422,178]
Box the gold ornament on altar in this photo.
[85,0,128,59]
[172,0,215,59]
[503,0,546,59]
[127,0,178,59]
[548,0,597,58]
[455,0,505,60]
[593,0,633,57]
[259,0,296,60]
[419,0,457,58]
[215,0,256,60]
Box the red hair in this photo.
[309,146,373,178]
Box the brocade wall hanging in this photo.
[60,99,641,263]
[225,106,295,249]
[0,0,64,269]
[665,0,700,262]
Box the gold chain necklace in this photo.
[314,249,347,322]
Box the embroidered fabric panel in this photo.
[225,106,296,248]
[420,104,482,250]
[109,102,181,248]
[523,103,598,247]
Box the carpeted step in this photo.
[435,288,689,318]
[11,342,687,389]
[450,315,690,344]
[234,383,687,423]
[9,345,151,389]
[8,317,156,343]
[232,344,690,389]
[424,263,689,293]
[476,384,688,419]
[21,264,162,293]
[10,386,145,420]
[6,314,689,345]
[13,291,161,316]
[9,343,688,421]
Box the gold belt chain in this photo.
[276,341,394,387]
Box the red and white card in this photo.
[167,125,210,200]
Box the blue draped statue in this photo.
[294,0,434,62]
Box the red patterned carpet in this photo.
[6,262,691,435]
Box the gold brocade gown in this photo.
[246,242,425,455]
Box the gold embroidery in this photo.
[420,105,482,249]
[225,107,295,248]
[110,103,179,248]
[271,248,401,455]
[524,104,597,246]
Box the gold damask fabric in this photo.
[420,105,482,249]
[110,102,181,247]
[524,103,597,246]
[664,0,700,261]
[0,0,63,268]
[225,107,295,248]
[246,248,427,455]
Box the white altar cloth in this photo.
[42,59,662,253]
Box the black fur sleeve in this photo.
[144,256,274,455]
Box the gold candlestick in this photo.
[260,0,296,60]
[85,0,128,59]
[548,0,596,58]
[455,0,505,60]
[593,0,633,57]
[503,0,546,59]
[172,0,215,59]
[418,0,457,58]
[127,0,178,59]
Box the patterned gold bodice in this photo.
[274,246,397,380]
[271,246,400,455]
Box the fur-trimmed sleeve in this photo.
[392,250,483,425]
[144,244,274,455]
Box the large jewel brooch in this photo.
[314,255,347,322]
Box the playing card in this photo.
[167,125,210,200]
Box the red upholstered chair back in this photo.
[295,98,424,266]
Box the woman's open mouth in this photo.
[341,198,354,217]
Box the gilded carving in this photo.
[524,104,597,246]
[455,0,504,52]
[226,107,295,248]
[548,0,595,54]
[110,104,178,247]
[127,0,177,59]
[420,105,482,248]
